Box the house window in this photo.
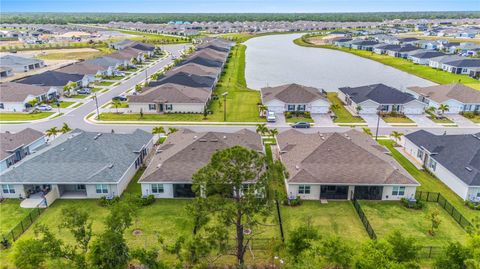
[380,105,389,111]
[95,184,108,194]
[165,104,173,111]
[297,105,306,111]
[2,184,15,194]
[0,103,4,109]
[148,104,156,110]
[477,191,480,198]
[416,149,424,160]
[392,186,406,196]
[429,159,437,171]
[298,185,311,194]
[151,184,164,194]
[76,184,86,191]
[287,105,295,111]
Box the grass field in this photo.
[35,48,115,60]
[360,201,466,247]
[116,29,190,44]
[464,114,480,123]
[69,94,90,99]
[57,101,76,108]
[379,140,480,221]
[0,200,33,235]
[381,116,415,124]
[0,112,54,121]
[327,93,365,123]
[281,201,369,243]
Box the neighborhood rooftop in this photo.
[0,128,44,161]
[408,83,480,103]
[0,82,51,102]
[261,83,327,104]
[339,83,415,104]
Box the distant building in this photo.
[0,128,45,173]
[0,55,44,73]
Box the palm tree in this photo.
[256,123,268,136]
[27,98,39,110]
[45,127,59,140]
[135,84,142,92]
[268,128,279,138]
[152,126,165,135]
[112,100,122,113]
[438,104,449,115]
[61,123,71,134]
[168,127,178,135]
[258,105,268,117]
[390,131,404,145]
[356,105,363,113]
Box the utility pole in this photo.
[375,106,381,141]
[222,92,228,122]
[94,93,100,120]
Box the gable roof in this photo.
[0,82,52,102]
[339,84,415,104]
[277,129,418,185]
[56,62,106,75]
[181,56,223,68]
[410,51,446,59]
[405,130,480,186]
[153,72,216,89]
[0,128,44,161]
[139,129,262,183]
[408,83,480,103]
[85,56,124,67]
[16,71,84,87]
[128,83,211,104]
[443,59,480,68]
[261,84,327,104]
[0,129,153,184]
[107,47,143,61]
[0,55,43,67]
[166,62,220,78]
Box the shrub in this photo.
[465,200,480,210]
[462,112,475,119]
[99,196,120,207]
[137,195,155,206]
[284,196,302,207]
[400,198,425,210]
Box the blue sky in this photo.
[2,0,479,13]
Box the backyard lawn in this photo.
[327,93,365,124]
[0,112,54,121]
[281,201,369,244]
[360,201,466,247]
[0,200,33,235]
[379,140,480,221]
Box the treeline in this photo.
[1,11,480,24]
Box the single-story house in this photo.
[151,72,216,90]
[397,37,420,45]
[128,83,211,113]
[56,62,107,86]
[107,47,147,66]
[428,55,463,69]
[261,83,330,114]
[0,128,45,172]
[338,84,426,115]
[350,40,379,51]
[409,51,446,65]
[138,129,263,198]
[0,55,45,73]
[442,59,480,77]
[0,82,58,112]
[373,44,400,55]
[16,71,85,93]
[334,38,353,47]
[181,55,224,68]
[277,129,420,200]
[404,130,480,201]
[85,56,125,76]
[0,66,13,78]
[386,45,424,58]
[0,129,154,200]
[407,83,480,113]
[109,39,137,50]
[165,63,221,80]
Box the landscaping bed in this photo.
[359,201,466,247]
[0,112,54,121]
[285,111,314,123]
[461,112,480,123]
[327,93,365,123]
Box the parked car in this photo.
[112,95,127,102]
[292,122,310,128]
[266,111,276,122]
[77,88,91,95]
[35,104,52,111]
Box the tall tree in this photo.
[255,123,268,136]
[390,131,404,145]
[438,104,450,115]
[191,146,271,266]
[152,126,165,135]
[45,127,59,139]
[61,123,72,134]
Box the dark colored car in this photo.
[292,122,311,128]
[112,96,127,102]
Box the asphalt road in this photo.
[0,43,479,137]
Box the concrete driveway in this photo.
[311,113,335,127]
[448,114,478,127]
[267,112,287,127]
[406,114,438,127]
[361,114,389,128]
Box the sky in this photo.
[1,0,479,13]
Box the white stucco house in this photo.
[404,130,480,201]
[261,84,330,114]
[407,83,480,114]
[277,129,420,201]
[0,82,58,112]
[338,84,426,115]
[0,128,45,172]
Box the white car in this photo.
[266,111,276,122]
[35,104,53,111]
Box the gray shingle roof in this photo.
[405,130,480,186]
[0,82,51,102]
[181,56,223,68]
[410,51,446,59]
[85,56,123,67]
[139,129,262,183]
[408,83,480,103]
[0,129,153,184]
[261,83,327,103]
[56,62,106,75]
[152,72,216,89]
[277,129,418,185]
[16,71,83,87]
[444,59,480,68]
[0,128,44,161]
[0,55,43,66]
[339,84,415,104]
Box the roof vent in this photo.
[193,135,198,140]
[210,139,218,142]
[295,165,300,170]
[84,147,88,151]
[108,163,114,169]
[223,136,227,139]
[60,148,65,151]
[465,167,473,172]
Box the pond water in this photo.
[244,34,436,91]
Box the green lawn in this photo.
[294,40,480,90]
[99,112,205,122]
[56,101,76,108]
[360,201,466,247]
[428,116,454,124]
[381,115,415,124]
[379,140,480,221]
[327,93,365,123]
[0,200,33,235]
[91,87,103,93]
[286,116,314,123]
[69,94,90,99]
[463,114,480,123]
[93,81,115,86]
[116,29,190,44]
[281,201,369,244]
[110,101,129,108]
[0,112,54,121]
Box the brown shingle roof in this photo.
[0,82,51,102]
[408,83,480,103]
[261,83,327,103]
[128,83,211,104]
[277,129,418,186]
[56,62,107,75]
[0,128,44,160]
[139,129,263,183]
[107,47,143,60]
[166,62,220,77]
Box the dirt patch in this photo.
[132,229,143,236]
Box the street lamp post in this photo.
[375,105,382,141]
[93,93,100,120]
[222,92,228,122]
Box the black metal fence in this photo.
[1,207,44,247]
[419,246,443,259]
[415,191,472,230]
[351,198,377,240]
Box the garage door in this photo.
[403,107,423,114]
[311,106,329,114]
[268,106,284,113]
